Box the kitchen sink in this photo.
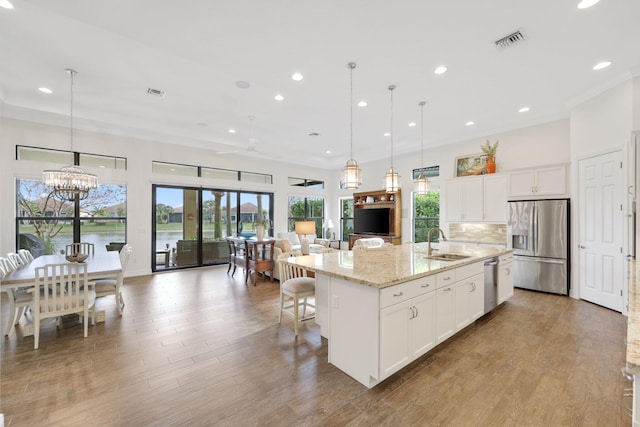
[425,253,471,261]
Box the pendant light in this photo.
[43,69,98,201]
[384,85,401,194]
[413,101,429,195]
[340,62,362,189]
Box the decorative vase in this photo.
[486,155,496,174]
[256,224,265,241]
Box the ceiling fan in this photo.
[215,115,262,155]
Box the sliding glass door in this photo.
[152,185,273,271]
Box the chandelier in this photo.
[340,62,362,189]
[42,69,98,201]
[384,85,401,194]
[413,101,429,195]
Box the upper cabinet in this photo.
[445,174,506,223]
[507,165,567,199]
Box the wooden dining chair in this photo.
[33,263,96,350]
[277,257,315,337]
[65,242,95,257]
[0,257,34,336]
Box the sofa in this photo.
[275,232,329,254]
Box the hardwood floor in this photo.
[1,266,631,426]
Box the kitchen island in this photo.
[285,242,514,388]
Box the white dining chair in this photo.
[1,257,34,336]
[277,256,315,337]
[33,263,96,350]
[18,249,35,264]
[89,245,132,315]
[6,252,25,268]
[65,242,95,257]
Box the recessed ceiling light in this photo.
[384,132,391,137]
[38,87,52,94]
[358,101,367,107]
[274,94,284,101]
[0,0,14,9]
[408,122,417,127]
[518,106,530,113]
[593,61,611,70]
[291,73,304,81]
[325,150,332,154]
[235,80,250,89]
[228,129,236,134]
[465,121,475,126]
[577,0,600,9]
[434,66,448,75]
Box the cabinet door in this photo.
[409,291,436,358]
[380,301,411,377]
[483,174,507,222]
[463,177,484,221]
[445,179,465,221]
[498,261,514,304]
[454,280,472,331]
[507,170,535,197]
[436,286,455,343]
[535,166,566,195]
[468,273,485,321]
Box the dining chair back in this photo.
[0,256,18,273]
[33,262,96,349]
[277,257,315,337]
[6,252,25,268]
[65,242,95,257]
[1,256,35,336]
[17,249,35,264]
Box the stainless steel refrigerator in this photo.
[507,199,569,295]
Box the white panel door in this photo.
[579,151,624,312]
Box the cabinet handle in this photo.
[443,276,451,281]
[409,307,414,319]
[421,284,430,288]
[414,306,418,318]
[506,268,511,276]
[443,287,452,292]
[470,282,476,292]
[393,292,404,297]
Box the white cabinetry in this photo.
[445,176,483,222]
[497,253,514,304]
[436,286,455,343]
[446,174,506,222]
[455,274,484,331]
[507,165,566,198]
[379,276,436,378]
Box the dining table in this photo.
[1,252,123,335]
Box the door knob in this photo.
[579,245,586,249]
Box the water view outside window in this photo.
[16,179,127,256]
[414,191,440,243]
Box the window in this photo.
[287,196,324,237]
[153,185,273,271]
[339,197,354,242]
[16,178,127,255]
[152,161,273,184]
[413,191,440,243]
[17,146,126,170]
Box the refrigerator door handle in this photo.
[513,255,566,265]
[531,204,537,254]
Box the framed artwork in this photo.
[455,153,489,177]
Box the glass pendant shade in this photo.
[413,171,429,195]
[342,158,362,189]
[42,69,98,201]
[43,165,98,201]
[385,167,401,194]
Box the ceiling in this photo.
[1,0,639,169]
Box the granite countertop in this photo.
[283,242,513,289]
[627,260,640,374]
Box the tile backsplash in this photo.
[448,223,507,245]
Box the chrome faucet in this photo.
[427,227,447,256]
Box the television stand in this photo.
[348,234,401,249]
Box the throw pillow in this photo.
[286,232,300,245]
[275,239,292,253]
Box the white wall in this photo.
[1,117,333,277]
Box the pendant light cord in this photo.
[348,62,356,160]
[389,85,396,169]
[67,69,77,153]
[419,101,425,174]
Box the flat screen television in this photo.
[353,208,391,235]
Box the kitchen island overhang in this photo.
[284,242,514,388]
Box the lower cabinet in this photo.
[454,273,484,331]
[497,253,514,304]
[436,286,455,343]
[380,289,436,378]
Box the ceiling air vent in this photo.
[494,30,525,50]
[147,88,166,98]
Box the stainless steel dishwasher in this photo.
[484,258,498,314]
